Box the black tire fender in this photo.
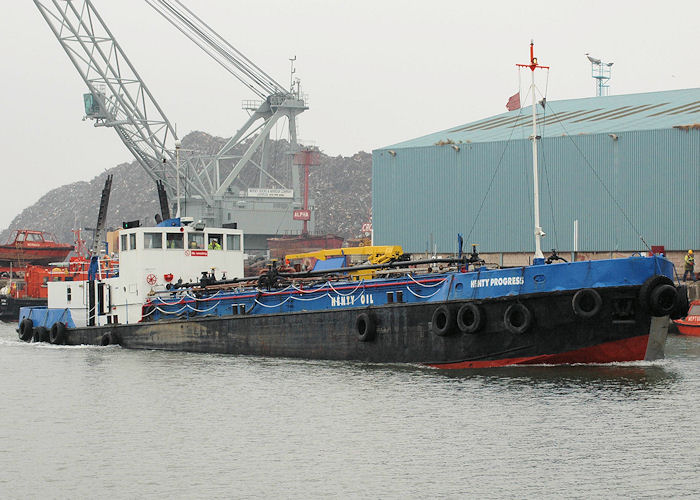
[649,284,677,317]
[431,305,455,336]
[457,303,485,334]
[50,322,67,345]
[638,275,673,315]
[100,332,121,346]
[504,303,532,335]
[671,285,689,320]
[571,288,603,319]
[355,312,376,342]
[19,318,34,342]
[34,326,50,343]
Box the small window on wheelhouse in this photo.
[208,234,223,250]
[226,234,241,251]
[144,232,163,249]
[129,233,136,250]
[166,233,184,249]
[120,234,127,252]
[188,233,204,249]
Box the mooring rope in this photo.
[407,274,447,288]
[405,286,444,299]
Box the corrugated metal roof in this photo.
[381,88,700,149]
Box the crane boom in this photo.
[33,0,311,240]
[145,0,289,100]
[32,0,213,205]
[145,0,308,199]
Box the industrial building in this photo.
[372,88,700,264]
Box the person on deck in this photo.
[683,250,695,282]
[208,239,221,250]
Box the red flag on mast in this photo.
[506,92,521,111]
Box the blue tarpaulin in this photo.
[313,256,347,271]
[157,217,181,227]
[19,307,76,328]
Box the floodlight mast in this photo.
[585,53,613,96]
[32,0,212,205]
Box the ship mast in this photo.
[517,41,549,265]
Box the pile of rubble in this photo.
[0,132,373,244]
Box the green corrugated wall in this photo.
[372,129,699,253]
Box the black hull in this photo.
[43,285,661,367]
[1,296,46,320]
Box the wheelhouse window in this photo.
[129,233,136,250]
[188,233,204,249]
[208,234,223,250]
[120,234,127,252]
[226,234,241,251]
[166,233,184,249]
[144,232,163,249]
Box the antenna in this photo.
[585,53,613,96]
[289,55,297,94]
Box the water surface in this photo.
[1,322,698,498]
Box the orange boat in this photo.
[673,299,700,336]
[1,257,118,319]
[0,230,74,266]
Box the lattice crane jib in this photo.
[144,0,308,199]
[33,0,213,206]
[34,0,309,229]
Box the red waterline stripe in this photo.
[427,334,650,369]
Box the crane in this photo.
[144,0,307,199]
[32,0,210,204]
[32,0,310,249]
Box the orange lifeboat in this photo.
[0,230,73,266]
[673,299,700,336]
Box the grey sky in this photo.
[1,0,698,232]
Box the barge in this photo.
[17,218,683,368]
[16,42,686,367]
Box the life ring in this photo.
[100,332,121,346]
[50,322,67,345]
[571,289,603,318]
[457,303,485,334]
[431,305,455,336]
[504,303,532,335]
[19,318,34,342]
[355,312,376,342]
[34,326,50,343]
[638,275,676,317]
